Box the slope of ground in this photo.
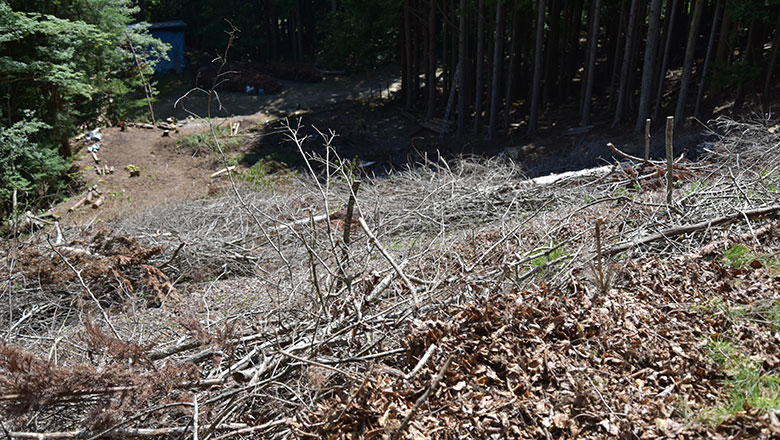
[2,106,780,438]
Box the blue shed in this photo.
[147,21,187,73]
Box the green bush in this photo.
[0,1,168,216]
[316,0,398,69]
[0,115,68,217]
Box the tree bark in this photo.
[674,0,705,127]
[653,0,679,120]
[580,0,601,127]
[505,3,521,131]
[528,0,546,137]
[425,0,437,120]
[764,8,780,104]
[635,0,664,131]
[295,0,304,60]
[562,0,585,102]
[488,0,505,140]
[543,0,562,106]
[613,0,639,126]
[403,0,414,108]
[457,0,467,136]
[607,0,627,108]
[694,0,723,118]
[733,22,756,112]
[268,1,279,60]
[473,0,485,135]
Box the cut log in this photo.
[562,125,594,136]
[210,166,237,178]
[606,205,780,255]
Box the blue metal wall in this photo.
[151,28,185,73]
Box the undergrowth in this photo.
[177,125,244,156]
[702,336,780,425]
[722,244,780,271]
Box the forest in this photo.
[2,0,780,215]
[143,0,780,135]
[4,1,780,439]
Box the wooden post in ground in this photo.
[644,118,651,162]
[665,116,674,205]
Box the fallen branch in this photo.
[690,220,779,258]
[606,205,780,256]
[0,378,225,403]
[210,166,236,178]
[391,354,453,440]
[358,217,420,311]
[9,423,249,440]
[268,212,331,233]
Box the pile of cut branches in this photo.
[2,117,780,438]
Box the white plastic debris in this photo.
[85,130,103,142]
[245,85,256,93]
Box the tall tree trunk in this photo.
[613,0,640,126]
[653,0,679,120]
[426,0,437,120]
[607,0,627,108]
[764,8,780,105]
[558,0,573,101]
[635,0,664,131]
[295,0,304,60]
[624,0,646,113]
[528,0,546,137]
[543,0,561,106]
[695,0,723,118]
[579,0,596,109]
[442,1,449,95]
[473,0,485,135]
[563,0,585,101]
[404,0,414,108]
[580,0,601,126]
[674,0,705,127]
[413,4,421,101]
[457,0,467,136]
[451,0,458,92]
[268,1,279,60]
[734,22,756,112]
[488,0,505,140]
[505,3,521,130]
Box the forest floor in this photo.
[2,72,780,438]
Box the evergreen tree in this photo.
[0,0,166,216]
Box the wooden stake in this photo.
[342,180,361,249]
[665,116,674,205]
[644,118,651,162]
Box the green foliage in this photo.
[702,336,780,424]
[530,246,568,267]
[0,0,168,215]
[176,126,244,155]
[237,158,297,188]
[722,244,753,269]
[317,0,398,69]
[0,115,68,216]
[721,244,780,270]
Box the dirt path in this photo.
[54,67,402,226]
[55,125,219,225]
[153,66,401,121]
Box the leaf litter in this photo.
[2,116,780,438]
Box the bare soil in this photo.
[55,125,217,225]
